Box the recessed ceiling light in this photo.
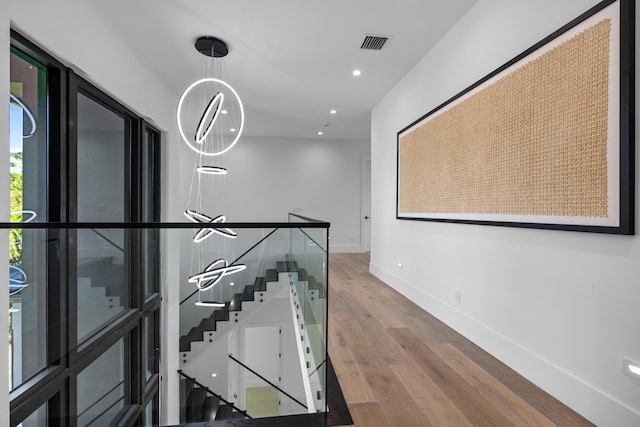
[230,128,236,132]
[352,69,361,77]
[330,109,337,115]
[221,110,228,114]
[317,131,324,135]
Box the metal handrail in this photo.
[0,220,330,230]
[287,213,328,224]
[308,359,327,378]
[90,228,125,253]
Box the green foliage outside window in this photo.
[9,151,23,265]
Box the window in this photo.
[75,92,131,342]
[16,400,47,427]
[142,128,160,298]
[77,337,129,427]
[9,46,49,391]
[7,31,161,427]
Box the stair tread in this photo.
[277,260,299,272]
[216,404,233,420]
[179,378,193,413]
[228,293,243,311]
[201,396,221,422]
[199,317,217,331]
[265,269,278,282]
[186,388,208,422]
[241,285,255,301]
[213,308,230,321]
[254,277,267,292]
[187,329,203,342]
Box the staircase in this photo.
[77,256,125,339]
[178,259,327,422]
[179,267,278,353]
[179,261,325,354]
[180,374,246,423]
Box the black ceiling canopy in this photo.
[195,36,228,58]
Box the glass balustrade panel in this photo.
[289,226,328,413]
[178,227,289,337]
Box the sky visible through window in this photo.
[9,103,23,173]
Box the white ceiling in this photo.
[86,0,477,141]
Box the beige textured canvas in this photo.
[399,19,611,218]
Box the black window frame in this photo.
[7,30,162,427]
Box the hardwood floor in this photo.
[328,253,594,427]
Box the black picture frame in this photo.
[396,0,634,234]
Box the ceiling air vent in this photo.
[360,34,391,51]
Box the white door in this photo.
[242,325,282,417]
[362,157,371,252]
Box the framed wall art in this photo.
[396,0,634,234]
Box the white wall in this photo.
[178,136,370,253]
[371,0,640,425]
[1,0,11,424]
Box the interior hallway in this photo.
[328,253,593,427]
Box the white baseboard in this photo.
[369,261,640,427]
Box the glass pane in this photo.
[290,227,328,413]
[143,129,158,296]
[76,228,128,341]
[76,92,127,222]
[75,93,131,341]
[144,313,155,381]
[142,129,156,222]
[77,336,129,427]
[178,227,287,339]
[17,400,47,427]
[173,222,329,419]
[9,47,49,391]
[143,394,158,427]
[143,229,155,297]
[9,47,48,221]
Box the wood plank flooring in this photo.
[328,253,594,427]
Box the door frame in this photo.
[360,157,371,252]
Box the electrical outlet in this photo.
[455,290,461,304]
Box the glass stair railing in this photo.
[177,214,329,422]
[4,214,329,425]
